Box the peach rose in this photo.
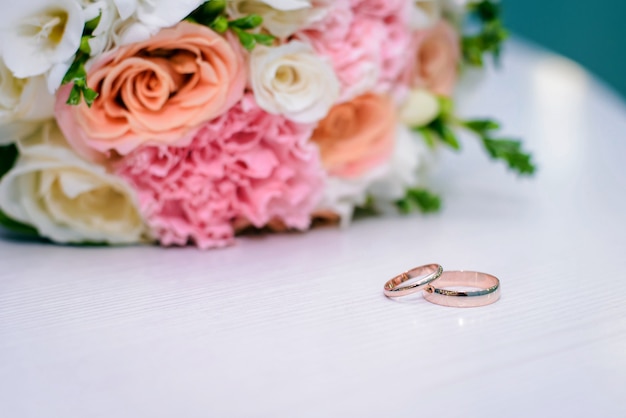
[55,21,246,161]
[311,93,396,178]
[407,21,460,96]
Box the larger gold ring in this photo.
[423,271,500,307]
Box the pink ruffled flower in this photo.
[296,0,412,102]
[375,14,413,100]
[304,0,354,42]
[116,95,325,249]
[350,0,409,20]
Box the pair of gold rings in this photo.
[383,264,500,307]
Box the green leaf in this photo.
[229,14,263,30]
[417,127,437,149]
[62,59,83,85]
[210,15,229,33]
[0,143,18,178]
[66,85,83,106]
[429,118,461,150]
[438,96,454,118]
[396,188,442,214]
[462,39,484,67]
[187,0,227,25]
[253,33,275,46]
[83,87,99,107]
[462,0,508,67]
[0,145,39,236]
[84,13,102,33]
[232,27,257,50]
[482,138,536,175]
[396,198,413,215]
[353,196,378,219]
[79,36,92,55]
[463,119,500,135]
[470,0,501,22]
[0,209,39,236]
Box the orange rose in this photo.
[311,93,396,178]
[55,21,246,161]
[408,21,460,96]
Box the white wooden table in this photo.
[2,40,626,418]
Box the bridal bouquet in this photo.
[0,0,534,249]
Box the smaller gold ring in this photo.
[383,264,443,297]
[423,271,500,308]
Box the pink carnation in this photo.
[375,14,413,100]
[304,0,354,42]
[116,95,325,249]
[350,0,409,19]
[297,0,412,102]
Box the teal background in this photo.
[504,0,626,99]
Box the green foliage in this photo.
[187,0,227,24]
[396,188,442,214]
[423,117,461,150]
[210,16,229,33]
[462,0,508,67]
[0,144,38,236]
[411,98,536,176]
[0,143,18,178]
[353,196,378,219]
[62,14,102,107]
[229,15,263,30]
[187,1,275,50]
[414,97,460,150]
[463,119,536,175]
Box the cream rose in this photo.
[0,61,56,145]
[399,89,440,127]
[0,123,147,244]
[250,41,339,123]
[0,0,85,90]
[228,0,329,38]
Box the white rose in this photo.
[318,125,426,224]
[251,41,340,123]
[399,89,440,128]
[0,123,147,244]
[0,61,55,145]
[0,0,85,84]
[411,0,442,29]
[228,0,329,38]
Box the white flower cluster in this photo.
[0,0,204,94]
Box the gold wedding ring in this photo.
[423,271,500,307]
[383,263,443,297]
